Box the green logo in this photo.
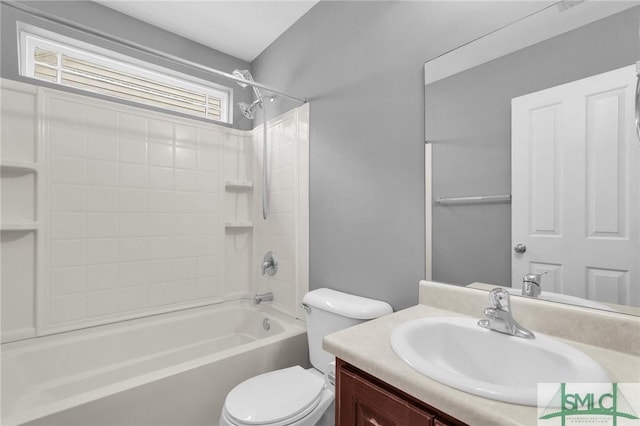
[539,383,639,425]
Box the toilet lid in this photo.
[225,366,325,425]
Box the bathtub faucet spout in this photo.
[254,292,273,305]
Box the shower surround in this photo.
[0,78,310,340]
[1,78,310,424]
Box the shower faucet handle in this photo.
[261,251,278,276]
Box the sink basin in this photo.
[390,316,610,406]
[504,287,614,311]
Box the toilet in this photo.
[219,288,393,426]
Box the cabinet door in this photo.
[338,367,434,425]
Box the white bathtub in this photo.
[1,301,308,426]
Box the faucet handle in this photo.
[523,272,546,285]
[488,288,511,311]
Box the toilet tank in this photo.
[302,288,393,372]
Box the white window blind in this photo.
[19,25,231,123]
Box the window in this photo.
[18,24,231,123]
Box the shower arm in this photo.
[3,0,307,104]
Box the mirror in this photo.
[424,2,640,316]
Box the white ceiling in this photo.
[94,1,320,62]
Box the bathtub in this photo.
[1,301,308,426]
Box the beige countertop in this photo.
[323,302,640,426]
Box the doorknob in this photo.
[514,243,527,254]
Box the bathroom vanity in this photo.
[336,358,465,425]
[325,281,640,425]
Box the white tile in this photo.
[87,289,119,317]
[148,190,174,213]
[196,277,220,299]
[87,213,118,238]
[174,169,197,191]
[172,280,197,302]
[51,294,86,323]
[50,240,86,267]
[119,188,148,212]
[174,236,198,258]
[119,213,148,237]
[119,163,148,188]
[87,187,118,212]
[50,126,86,157]
[197,235,218,256]
[119,139,147,164]
[148,237,173,259]
[197,193,218,213]
[174,214,197,235]
[197,256,217,278]
[51,184,86,211]
[175,147,197,169]
[51,266,86,295]
[148,119,172,142]
[195,214,218,235]
[149,142,173,167]
[198,129,221,148]
[270,190,293,214]
[175,125,197,146]
[50,156,85,184]
[87,132,118,161]
[174,191,197,213]
[148,259,173,283]
[86,106,118,131]
[174,258,197,280]
[197,146,219,171]
[119,238,148,262]
[148,282,173,306]
[119,113,147,139]
[87,264,118,291]
[119,262,148,286]
[119,285,148,312]
[50,212,86,239]
[87,159,118,186]
[271,166,293,191]
[149,166,173,190]
[197,172,218,193]
[148,213,173,236]
[87,238,119,264]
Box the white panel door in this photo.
[512,65,639,307]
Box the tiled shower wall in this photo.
[0,79,309,341]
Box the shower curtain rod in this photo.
[4,0,308,104]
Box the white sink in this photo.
[390,316,610,406]
[504,287,614,311]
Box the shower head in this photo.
[238,99,262,120]
[232,68,264,104]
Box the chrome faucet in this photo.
[478,288,535,339]
[254,292,273,304]
[522,272,544,297]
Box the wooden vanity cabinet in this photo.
[335,358,467,426]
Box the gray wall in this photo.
[427,8,640,287]
[252,1,550,309]
[0,1,253,130]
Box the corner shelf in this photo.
[1,222,38,231]
[225,180,253,190]
[1,161,39,173]
[225,221,253,229]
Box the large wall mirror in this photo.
[425,2,640,316]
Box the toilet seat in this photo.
[224,366,325,425]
